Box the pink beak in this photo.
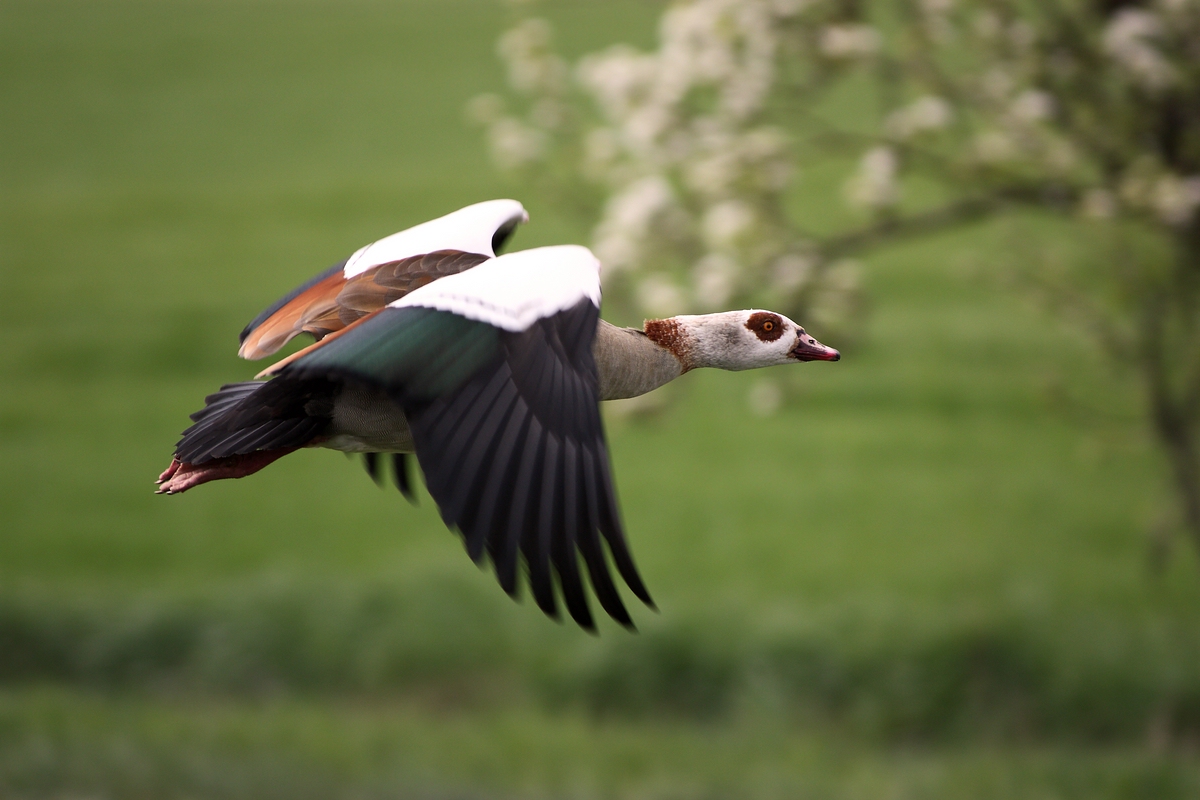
[790,334,840,362]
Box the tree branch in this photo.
[816,186,1056,260]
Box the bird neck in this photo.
[594,312,760,401]
[644,312,753,372]
[594,320,685,400]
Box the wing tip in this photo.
[238,328,287,361]
[362,452,383,486]
[392,453,418,505]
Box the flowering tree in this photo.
[471,0,1200,552]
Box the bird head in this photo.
[645,310,840,372]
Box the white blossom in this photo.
[1042,138,1077,173]
[1009,89,1054,123]
[582,127,621,181]
[497,17,550,55]
[544,2,810,319]
[973,130,1018,163]
[885,95,954,139]
[980,67,1015,101]
[464,93,505,125]
[826,258,862,293]
[530,98,563,129]
[742,127,792,190]
[1152,175,1200,226]
[497,19,567,95]
[769,0,809,16]
[919,0,957,42]
[1081,188,1118,219]
[920,0,955,14]
[1103,9,1176,90]
[1008,20,1036,50]
[693,253,739,308]
[818,24,882,59]
[1159,0,1196,14]
[683,124,791,197]
[684,148,739,197]
[659,2,736,89]
[577,45,659,125]
[808,259,862,330]
[475,0,1200,437]
[623,106,674,156]
[637,274,688,317]
[593,175,679,272]
[845,146,899,209]
[771,252,815,294]
[973,11,1002,40]
[610,174,675,226]
[1118,160,1157,208]
[486,117,547,169]
[592,232,638,275]
[654,0,779,120]
[703,200,756,250]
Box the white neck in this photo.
[595,310,806,400]
[644,312,770,372]
[594,321,683,400]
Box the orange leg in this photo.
[155,448,299,494]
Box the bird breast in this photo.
[320,321,682,453]
[325,382,414,453]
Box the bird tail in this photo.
[156,379,334,494]
[172,380,331,465]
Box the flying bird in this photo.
[157,200,840,631]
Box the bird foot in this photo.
[157,458,183,484]
[155,448,298,494]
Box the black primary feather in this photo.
[361,452,417,504]
[404,301,646,630]
[362,452,383,485]
[392,453,416,504]
[279,298,651,630]
[173,378,335,465]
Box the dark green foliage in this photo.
[3,584,1200,745]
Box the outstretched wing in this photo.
[280,246,654,631]
[238,250,490,360]
[238,199,527,360]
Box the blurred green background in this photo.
[2,1,1199,797]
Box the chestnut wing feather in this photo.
[239,250,490,360]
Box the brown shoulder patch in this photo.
[239,269,349,360]
[745,311,785,342]
[644,318,694,371]
[336,250,490,318]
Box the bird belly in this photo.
[321,383,414,453]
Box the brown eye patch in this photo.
[745,311,785,342]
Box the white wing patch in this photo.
[391,245,602,332]
[342,199,528,278]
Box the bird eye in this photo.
[808,338,815,345]
[763,321,774,332]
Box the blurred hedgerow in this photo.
[472,0,1200,556]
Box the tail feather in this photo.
[190,382,263,423]
[173,378,333,465]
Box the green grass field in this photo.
[3,1,1199,797]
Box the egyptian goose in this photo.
[157,202,840,630]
